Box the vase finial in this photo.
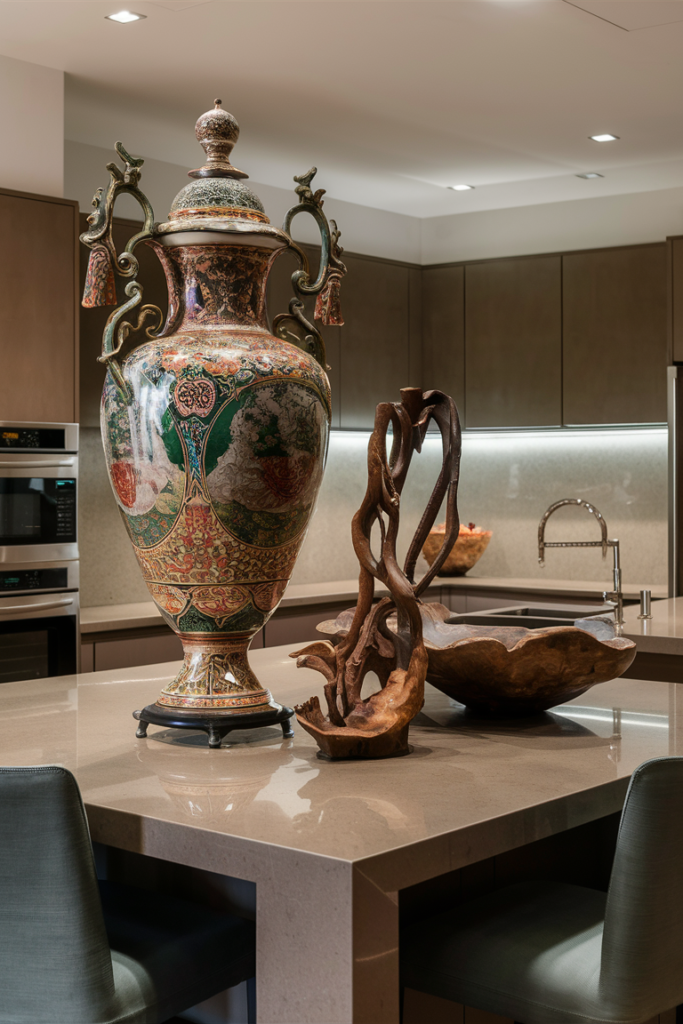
[188,100,247,180]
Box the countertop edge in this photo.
[81,576,667,634]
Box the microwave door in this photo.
[0,456,78,563]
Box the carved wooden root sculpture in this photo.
[292,387,462,759]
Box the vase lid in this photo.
[163,100,273,231]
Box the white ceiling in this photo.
[3,0,683,218]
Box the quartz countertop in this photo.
[623,596,683,655]
[1,650,675,1022]
[0,650,673,867]
[81,575,668,634]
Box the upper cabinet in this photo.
[265,243,342,429]
[562,243,667,425]
[0,188,79,424]
[77,223,668,433]
[666,236,683,368]
[422,266,465,418]
[338,254,421,429]
[465,256,562,428]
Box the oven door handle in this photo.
[0,459,76,469]
[0,598,74,615]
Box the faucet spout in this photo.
[538,498,609,565]
[537,498,623,633]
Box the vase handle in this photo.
[80,142,164,398]
[273,167,347,370]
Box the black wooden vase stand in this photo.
[133,702,295,749]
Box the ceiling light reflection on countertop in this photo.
[106,10,146,22]
[448,184,474,191]
[576,172,604,179]
[590,134,619,142]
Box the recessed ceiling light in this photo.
[576,172,604,179]
[106,10,146,22]
[449,184,474,191]
[590,134,619,142]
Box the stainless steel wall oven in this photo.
[0,422,78,563]
[0,423,79,682]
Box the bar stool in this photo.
[0,765,256,1023]
[401,756,683,1024]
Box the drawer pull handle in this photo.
[0,598,74,615]
[0,459,76,469]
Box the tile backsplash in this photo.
[79,426,668,608]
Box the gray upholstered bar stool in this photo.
[401,756,683,1024]
[0,765,256,1024]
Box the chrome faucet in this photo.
[538,498,624,634]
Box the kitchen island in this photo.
[0,649,677,1023]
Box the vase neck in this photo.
[165,243,273,331]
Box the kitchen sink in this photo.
[446,602,624,634]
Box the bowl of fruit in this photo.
[422,521,492,576]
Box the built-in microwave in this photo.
[0,422,78,564]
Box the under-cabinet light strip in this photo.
[330,426,668,443]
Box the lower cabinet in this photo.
[81,631,183,673]
[80,602,355,673]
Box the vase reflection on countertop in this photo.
[80,100,346,737]
[136,730,301,825]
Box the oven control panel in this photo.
[55,480,77,540]
[0,568,69,593]
[0,428,66,451]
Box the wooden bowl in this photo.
[422,529,492,576]
[316,603,636,717]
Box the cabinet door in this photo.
[670,236,683,363]
[422,265,465,420]
[79,215,169,428]
[563,244,667,425]
[265,244,341,428]
[339,254,414,429]
[465,256,562,428]
[0,190,78,423]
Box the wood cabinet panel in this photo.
[669,237,683,363]
[421,266,465,418]
[465,256,562,428]
[90,631,183,672]
[0,189,78,423]
[339,254,413,429]
[264,602,351,648]
[79,215,169,428]
[563,243,667,425]
[265,244,341,428]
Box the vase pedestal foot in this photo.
[133,703,295,748]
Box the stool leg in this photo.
[246,976,256,1024]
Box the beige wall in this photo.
[421,185,683,265]
[80,425,667,608]
[0,54,63,197]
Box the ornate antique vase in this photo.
[81,101,345,742]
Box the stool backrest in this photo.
[0,765,115,1023]
[601,756,683,1016]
